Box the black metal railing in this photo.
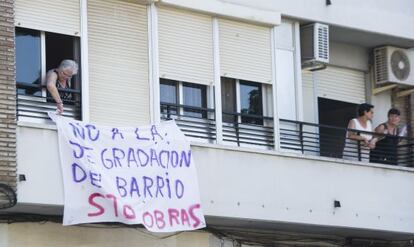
[222,112,274,149]
[160,102,216,141]
[16,82,82,122]
[280,119,414,167]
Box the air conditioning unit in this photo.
[300,23,329,71]
[374,46,414,86]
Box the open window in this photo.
[15,27,81,122]
[221,78,268,126]
[221,77,274,148]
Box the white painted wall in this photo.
[194,145,414,234]
[16,126,414,234]
[16,125,63,205]
[0,223,210,247]
[329,42,369,71]
[371,91,392,128]
[275,20,297,121]
[223,0,414,40]
[301,71,315,123]
[0,225,8,247]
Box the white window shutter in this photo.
[219,19,272,84]
[158,7,214,85]
[316,66,366,104]
[15,0,80,36]
[88,0,150,126]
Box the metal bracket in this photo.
[397,88,414,98]
[372,84,397,95]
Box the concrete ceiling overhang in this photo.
[206,215,414,245]
[299,20,414,49]
[329,25,414,49]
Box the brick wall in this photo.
[0,0,17,190]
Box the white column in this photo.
[148,3,160,124]
[80,0,90,122]
[213,17,223,144]
[271,27,280,150]
[294,21,304,122]
[40,31,46,97]
[312,72,319,123]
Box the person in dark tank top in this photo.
[370,108,401,165]
[46,59,78,114]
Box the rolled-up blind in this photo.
[219,19,272,84]
[88,0,149,126]
[158,7,214,85]
[316,66,366,104]
[15,0,80,36]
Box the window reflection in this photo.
[159,79,207,118]
[16,28,41,96]
[183,83,207,118]
[160,79,178,115]
[221,78,237,123]
[240,81,263,125]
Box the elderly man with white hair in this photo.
[46,59,79,113]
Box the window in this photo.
[221,78,264,125]
[182,83,207,118]
[220,77,274,148]
[240,81,263,125]
[45,32,81,92]
[16,28,41,96]
[160,79,178,117]
[160,79,208,119]
[221,77,237,123]
[15,27,81,121]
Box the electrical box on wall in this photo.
[300,23,329,71]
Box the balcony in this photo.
[10,103,414,236]
[160,102,414,167]
[16,82,82,123]
[280,119,414,167]
[160,102,216,141]
[160,102,274,148]
[221,112,274,149]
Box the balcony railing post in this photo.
[356,132,362,161]
[235,120,240,147]
[409,144,412,166]
[299,122,304,154]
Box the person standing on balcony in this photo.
[343,103,377,162]
[370,108,401,165]
[46,59,78,113]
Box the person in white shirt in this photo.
[343,103,377,162]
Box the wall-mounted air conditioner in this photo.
[374,46,414,86]
[300,23,329,71]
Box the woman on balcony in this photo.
[370,108,401,165]
[343,103,377,162]
[46,59,79,113]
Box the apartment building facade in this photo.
[1,0,414,246]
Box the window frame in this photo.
[159,78,211,119]
[15,27,82,123]
[221,77,271,126]
[239,79,263,125]
[15,28,46,98]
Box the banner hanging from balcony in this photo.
[48,113,205,232]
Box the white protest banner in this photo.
[49,113,206,232]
